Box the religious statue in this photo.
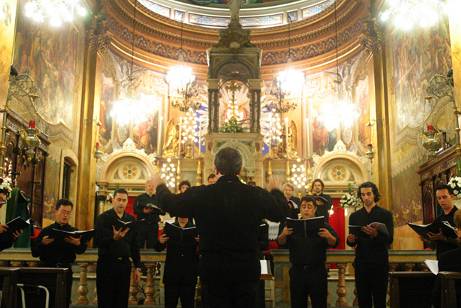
[228,0,242,22]
[162,120,179,157]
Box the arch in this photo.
[312,140,369,196]
[99,153,159,185]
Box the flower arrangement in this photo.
[340,192,360,209]
[0,179,13,195]
[448,176,461,197]
[220,117,244,133]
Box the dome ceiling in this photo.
[138,0,335,28]
[104,0,369,78]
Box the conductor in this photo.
[152,147,286,308]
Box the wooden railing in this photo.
[0,249,436,307]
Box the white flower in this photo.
[0,180,12,194]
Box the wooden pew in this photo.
[389,272,436,308]
[0,267,68,308]
[0,267,19,308]
[439,271,461,308]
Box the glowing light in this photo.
[290,160,307,192]
[276,68,304,99]
[317,99,359,131]
[166,65,195,94]
[160,158,177,189]
[379,0,448,31]
[24,0,87,27]
[110,94,160,126]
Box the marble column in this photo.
[75,10,110,230]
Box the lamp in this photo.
[425,69,459,144]
[0,68,42,177]
[270,15,304,114]
[166,19,200,112]
[19,120,41,164]
[317,0,359,132]
[23,0,87,27]
[110,0,159,127]
[379,0,448,31]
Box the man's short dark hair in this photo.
[113,188,129,197]
[436,184,454,195]
[214,147,242,176]
[207,173,216,180]
[301,196,316,205]
[56,199,73,210]
[357,181,381,202]
[311,179,325,190]
[179,180,191,189]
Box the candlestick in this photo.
[284,117,289,156]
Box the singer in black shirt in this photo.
[425,185,459,259]
[278,196,338,308]
[134,180,162,248]
[155,217,199,308]
[31,199,87,308]
[95,188,142,308]
[347,182,393,308]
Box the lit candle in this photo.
[29,120,36,129]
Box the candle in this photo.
[29,120,36,129]
[285,117,289,154]
[198,119,202,154]
[178,117,182,157]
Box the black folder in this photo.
[164,222,197,242]
[114,218,144,230]
[286,216,325,237]
[6,217,31,233]
[50,228,95,241]
[408,222,439,238]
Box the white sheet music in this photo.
[260,260,269,275]
[424,259,439,275]
[267,220,280,240]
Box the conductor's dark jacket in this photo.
[155,222,199,284]
[156,175,286,283]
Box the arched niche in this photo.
[99,153,159,187]
[312,141,369,197]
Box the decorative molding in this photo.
[107,17,365,66]
[312,140,369,185]
[104,0,367,67]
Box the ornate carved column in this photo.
[75,11,110,230]
[77,263,89,304]
[144,263,155,305]
[336,263,349,307]
[248,79,262,133]
[207,79,219,133]
[361,0,393,210]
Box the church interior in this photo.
[1,0,461,306]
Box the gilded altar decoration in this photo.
[421,123,442,156]
[163,120,179,158]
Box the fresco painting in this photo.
[13,9,82,128]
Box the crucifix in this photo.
[225,81,241,119]
[228,0,242,22]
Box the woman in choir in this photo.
[156,216,199,308]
